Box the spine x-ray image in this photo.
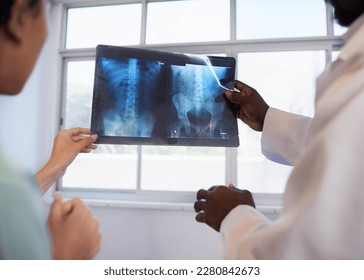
[91,45,239,147]
[93,57,165,138]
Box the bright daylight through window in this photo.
[58,0,343,203]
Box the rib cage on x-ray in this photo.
[170,64,229,138]
[98,58,162,137]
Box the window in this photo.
[56,0,344,204]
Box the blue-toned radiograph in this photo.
[90,45,239,146]
[96,57,163,137]
[170,64,231,139]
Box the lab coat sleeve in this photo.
[261,108,312,165]
[219,205,272,259]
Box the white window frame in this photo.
[49,0,344,211]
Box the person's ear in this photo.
[3,0,29,44]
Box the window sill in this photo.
[44,196,282,216]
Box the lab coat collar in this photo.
[338,14,364,61]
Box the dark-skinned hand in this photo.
[225,80,269,131]
[194,185,255,232]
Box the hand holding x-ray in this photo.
[225,80,270,131]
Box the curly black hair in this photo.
[330,0,364,27]
[0,0,13,25]
[0,0,40,25]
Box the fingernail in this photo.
[225,90,232,96]
[228,183,236,188]
[91,134,98,141]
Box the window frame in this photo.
[52,0,344,209]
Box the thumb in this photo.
[224,90,247,105]
[49,193,64,223]
[77,134,98,151]
[61,199,74,216]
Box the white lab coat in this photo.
[220,14,364,259]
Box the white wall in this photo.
[92,206,220,260]
[0,64,42,171]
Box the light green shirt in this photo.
[0,152,51,259]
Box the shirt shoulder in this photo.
[0,152,51,260]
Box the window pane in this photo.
[62,60,137,190]
[66,4,142,49]
[62,153,138,190]
[146,0,230,44]
[236,0,326,39]
[141,146,225,191]
[64,60,94,129]
[334,22,347,36]
[238,51,325,116]
[237,51,326,193]
[332,51,340,61]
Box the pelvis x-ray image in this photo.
[92,57,164,138]
[169,64,232,139]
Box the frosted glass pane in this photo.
[65,60,94,129]
[236,0,326,39]
[237,51,326,193]
[62,154,137,190]
[147,0,230,44]
[237,51,325,116]
[66,4,141,48]
[334,22,348,36]
[141,146,225,191]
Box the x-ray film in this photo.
[91,45,239,147]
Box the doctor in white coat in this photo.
[194,0,364,259]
